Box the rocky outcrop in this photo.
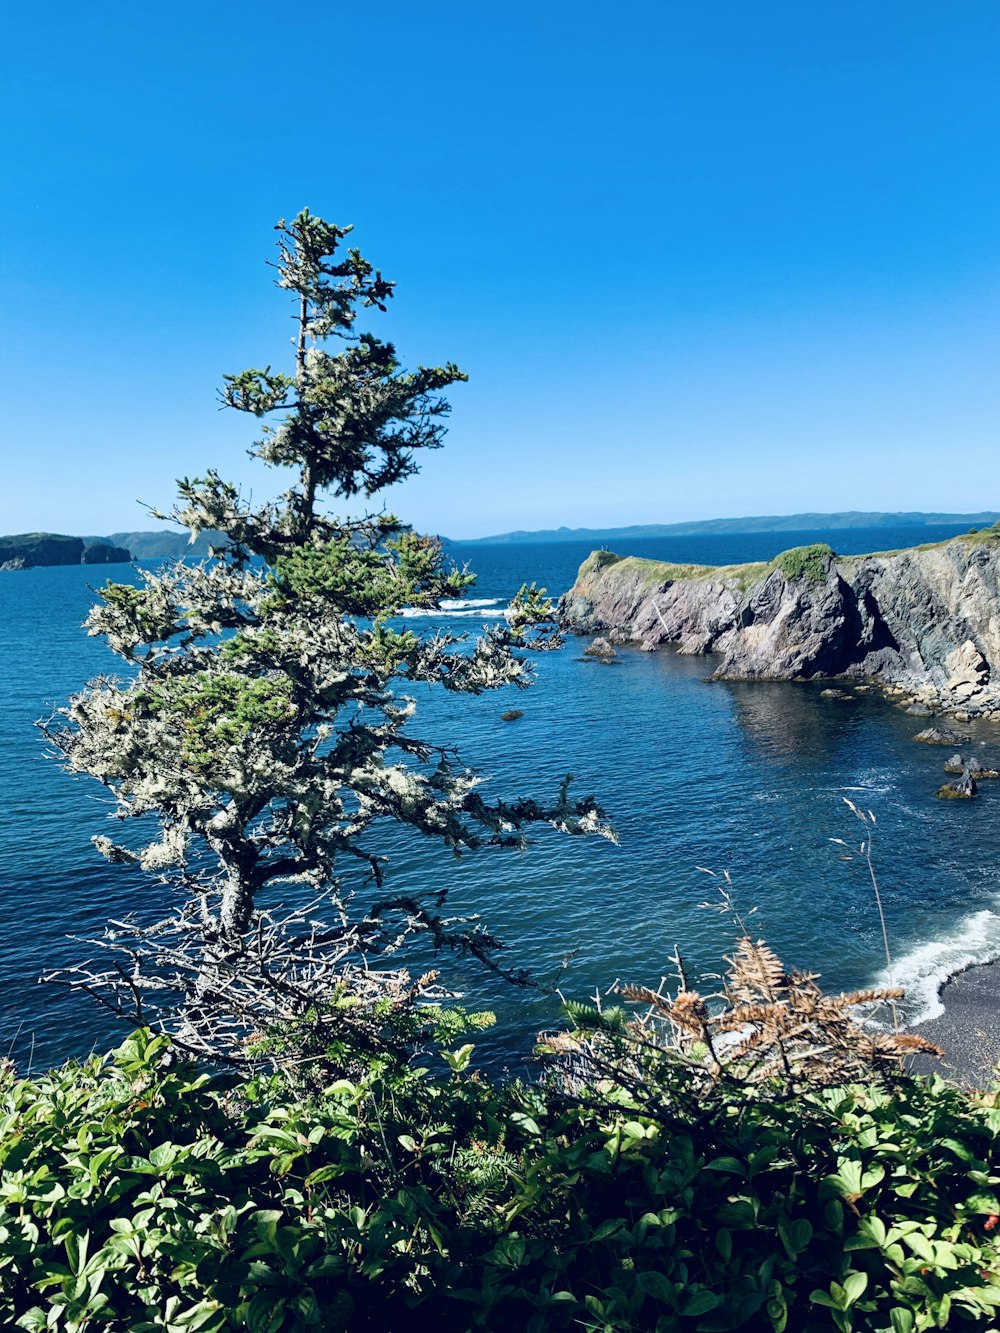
[938,768,977,799]
[559,533,1000,716]
[82,541,132,565]
[914,726,971,745]
[0,534,85,568]
[0,533,132,569]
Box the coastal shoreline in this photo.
[913,958,1000,1086]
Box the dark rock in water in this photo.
[820,687,851,700]
[82,541,132,564]
[915,726,972,745]
[584,636,617,659]
[938,767,977,799]
[501,710,524,722]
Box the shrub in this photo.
[771,544,836,583]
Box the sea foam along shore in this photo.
[892,908,1000,1027]
[867,910,1000,1085]
[913,956,1000,1086]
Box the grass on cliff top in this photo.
[580,547,768,588]
[581,524,1000,588]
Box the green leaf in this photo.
[246,1292,285,1333]
[510,1112,541,1137]
[842,1271,868,1305]
[704,1156,746,1178]
[680,1289,719,1316]
[636,1270,675,1301]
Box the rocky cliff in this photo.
[559,533,1000,717]
[81,541,132,565]
[0,533,132,570]
[0,534,86,569]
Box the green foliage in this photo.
[133,672,297,776]
[42,209,613,1044]
[4,1028,1000,1331]
[771,544,837,583]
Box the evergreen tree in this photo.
[45,211,611,1060]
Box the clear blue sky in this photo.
[2,1,999,539]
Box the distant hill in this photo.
[452,511,1000,545]
[0,528,230,570]
[83,530,229,559]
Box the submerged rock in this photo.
[915,726,972,745]
[820,687,852,700]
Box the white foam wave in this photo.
[884,909,1000,1023]
[438,598,502,609]
[399,606,507,619]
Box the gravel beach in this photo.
[914,961,1000,1087]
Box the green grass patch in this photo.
[770,543,836,582]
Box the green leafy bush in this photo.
[4,1026,1000,1331]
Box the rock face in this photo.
[82,541,132,565]
[0,533,132,569]
[0,534,85,568]
[559,534,1000,716]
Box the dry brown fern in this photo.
[546,935,944,1107]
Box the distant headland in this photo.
[0,533,132,571]
[454,510,1000,545]
[0,529,228,570]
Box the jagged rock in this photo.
[0,557,27,571]
[915,726,972,745]
[558,533,1000,714]
[938,767,977,799]
[639,638,657,652]
[583,636,617,659]
[945,639,990,697]
[946,752,1000,779]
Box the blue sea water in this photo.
[3,524,1000,1070]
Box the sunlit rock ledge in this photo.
[559,531,1000,719]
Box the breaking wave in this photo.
[399,597,507,619]
[886,908,1000,1023]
